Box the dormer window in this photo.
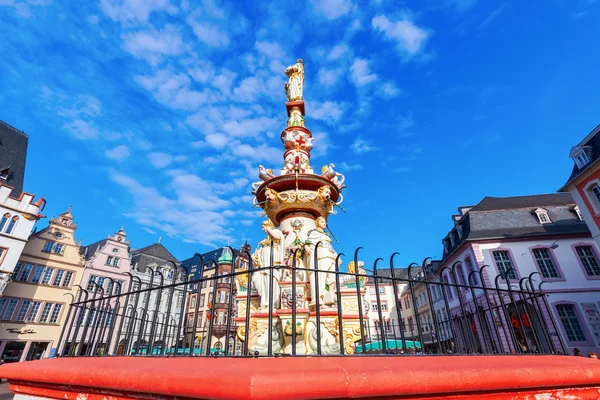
[449,233,455,247]
[443,239,448,253]
[535,208,551,224]
[0,168,9,181]
[574,206,584,221]
[457,225,463,239]
[573,149,590,169]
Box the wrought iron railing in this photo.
[56,247,567,357]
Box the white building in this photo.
[437,193,600,356]
[0,121,45,296]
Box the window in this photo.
[574,150,589,168]
[535,208,551,224]
[31,266,45,284]
[493,251,517,279]
[39,303,53,323]
[52,270,65,286]
[2,299,19,320]
[533,248,560,278]
[12,262,22,279]
[465,258,478,286]
[379,286,385,294]
[576,246,600,276]
[87,275,98,291]
[0,213,9,232]
[5,216,18,234]
[590,185,600,206]
[197,311,203,327]
[574,206,584,221]
[44,241,55,252]
[41,267,54,284]
[199,294,205,307]
[112,248,120,254]
[457,225,464,239]
[371,303,379,311]
[369,287,376,295]
[219,291,226,303]
[53,243,64,254]
[15,300,31,321]
[443,275,453,300]
[190,295,197,309]
[106,256,113,266]
[26,302,41,322]
[62,271,74,288]
[208,292,213,304]
[556,304,586,342]
[113,257,120,267]
[16,263,33,282]
[49,304,63,323]
[0,298,5,315]
[381,302,388,311]
[0,247,6,265]
[384,319,391,332]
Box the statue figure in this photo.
[284,59,304,102]
[252,219,285,310]
[321,164,346,190]
[287,107,305,127]
[265,188,279,206]
[304,217,338,309]
[317,185,332,204]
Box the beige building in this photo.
[0,208,84,362]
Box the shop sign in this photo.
[6,328,36,334]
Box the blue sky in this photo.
[1,0,599,267]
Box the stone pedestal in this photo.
[247,313,284,355]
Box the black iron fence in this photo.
[56,248,567,357]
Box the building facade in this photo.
[436,193,600,356]
[181,244,250,354]
[120,243,183,355]
[560,123,600,248]
[0,120,45,296]
[0,208,84,362]
[65,228,132,355]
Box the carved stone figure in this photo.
[284,59,304,101]
[252,219,285,310]
[287,107,305,127]
[264,188,279,206]
[321,164,345,190]
[0,272,10,295]
[304,217,338,309]
[317,185,331,204]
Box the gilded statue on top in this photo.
[284,58,304,101]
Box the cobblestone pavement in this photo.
[0,382,14,400]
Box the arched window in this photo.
[0,213,9,232]
[5,215,18,234]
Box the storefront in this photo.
[0,339,52,363]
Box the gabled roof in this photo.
[441,193,588,261]
[131,243,179,272]
[561,123,600,190]
[80,238,108,260]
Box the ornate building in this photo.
[65,228,132,355]
[436,193,599,355]
[0,120,45,296]
[0,208,84,362]
[181,244,250,354]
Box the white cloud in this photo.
[328,43,349,60]
[134,69,218,110]
[377,82,402,98]
[87,15,100,24]
[122,25,183,64]
[142,227,157,235]
[205,133,229,148]
[63,119,100,140]
[311,0,352,19]
[312,101,345,123]
[105,145,130,161]
[318,67,341,87]
[350,137,379,154]
[372,15,430,56]
[148,152,173,168]
[339,161,363,171]
[188,17,229,47]
[255,40,285,60]
[350,58,377,86]
[0,0,51,18]
[447,0,478,12]
[100,0,177,23]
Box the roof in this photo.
[131,243,179,272]
[441,193,588,261]
[80,238,108,260]
[0,120,29,196]
[561,123,600,189]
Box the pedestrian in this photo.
[589,352,598,359]
[573,348,583,357]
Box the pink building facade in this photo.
[65,228,131,355]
